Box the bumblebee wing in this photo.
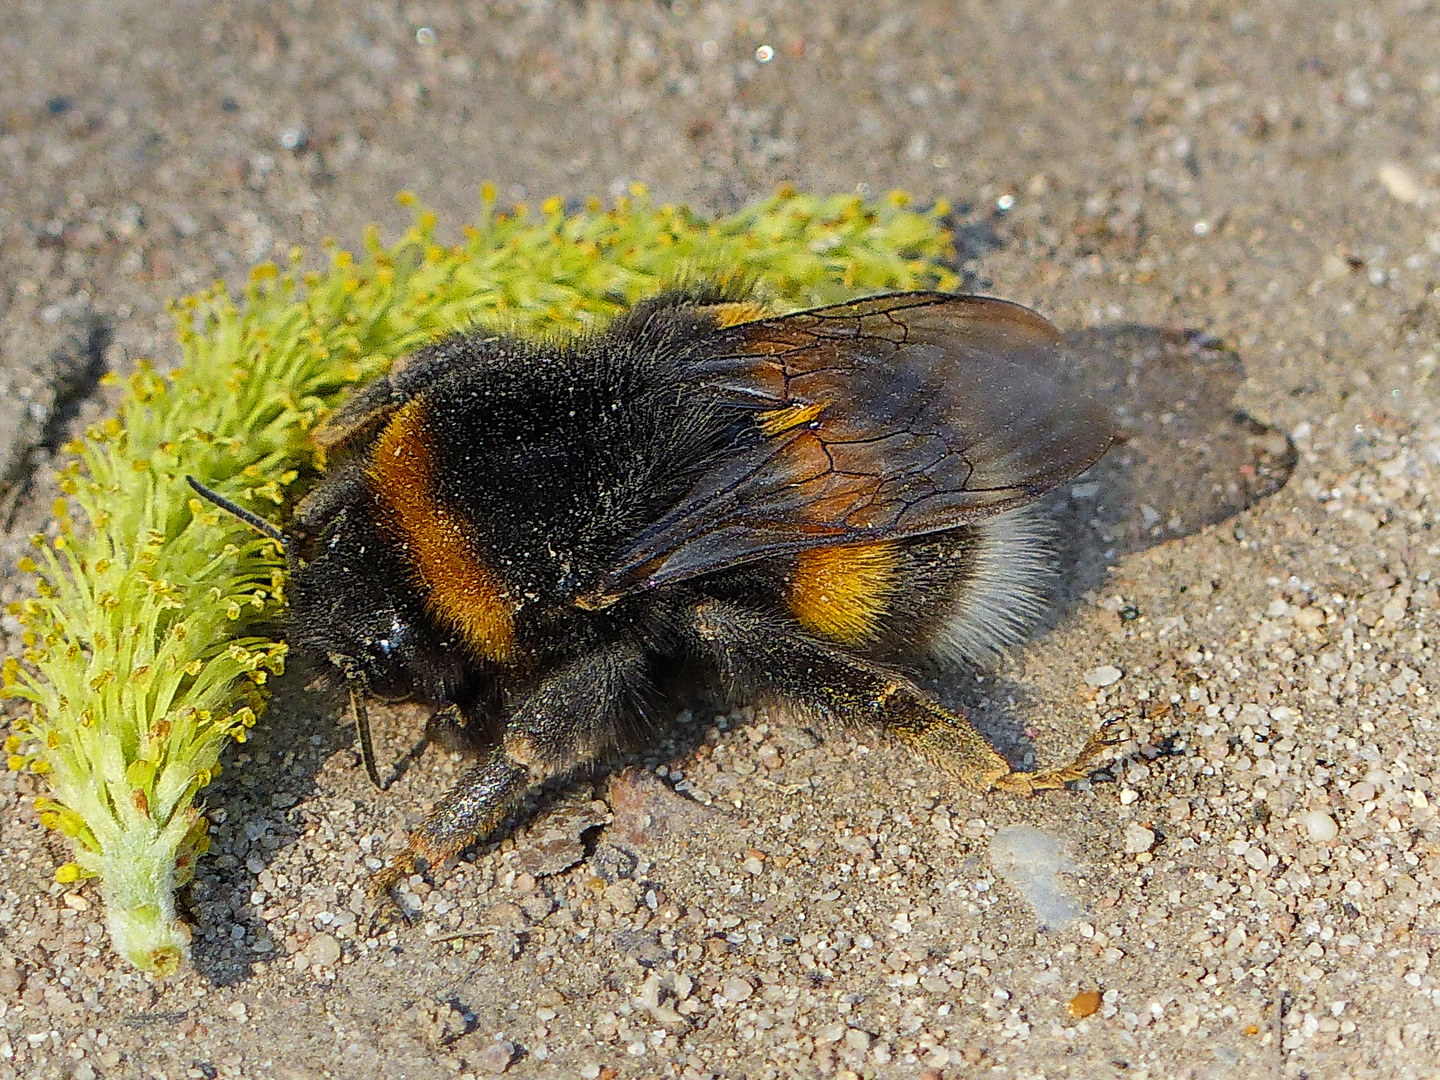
[586,292,1116,603]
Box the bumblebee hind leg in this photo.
[988,716,1124,792]
[686,600,1114,792]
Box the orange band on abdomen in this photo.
[788,541,899,644]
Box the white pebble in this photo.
[1377,161,1429,206]
[474,1040,514,1075]
[1300,810,1339,844]
[1084,664,1123,688]
[722,976,754,1002]
[303,933,342,968]
[1123,823,1156,854]
[845,1028,872,1051]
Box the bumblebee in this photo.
[193,288,1117,901]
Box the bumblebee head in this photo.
[288,527,421,703]
[185,476,419,788]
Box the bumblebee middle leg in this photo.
[687,600,1114,792]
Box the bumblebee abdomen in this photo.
[785,540,900,644]
[919,506,1053,666]
[780,508,1054,664]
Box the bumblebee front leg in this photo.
[688,601,1115,793]
[369,747,533,911]
[369,638,652,913]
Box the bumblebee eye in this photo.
[373,615,409,659]
[356,615,415,701]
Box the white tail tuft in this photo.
[927,505,1054,667]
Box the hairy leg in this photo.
[369,638,652,909]
[315,332,510,452]
[687,600,1116,792]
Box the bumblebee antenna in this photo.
[328,653,384,790]
[350,681,385,790]
[185,476,287,547]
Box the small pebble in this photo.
[1068,990,1102,1018]
[474,1039,515,1075]
[486,901,527,930]
[637,973,663,1010]
[1377,161,1429,205]
[603,883,636,915]
[303,933,342,968]
[722,976,754,1002]
[1084,664,1123,688]
[1300,810,1339,844]
[1123,823,1156,854]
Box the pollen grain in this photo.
[705,301,769,328]
[756,400,826,437]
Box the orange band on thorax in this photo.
[368,400,516,664]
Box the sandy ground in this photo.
[2,1,1439,1078]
